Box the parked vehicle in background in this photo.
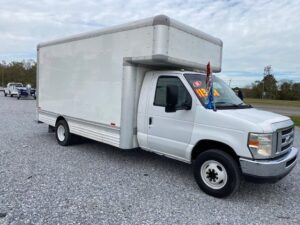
[17,84,36,100]
[37,15,298,198]
[4,82,23,97]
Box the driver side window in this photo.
[154,76,192,109]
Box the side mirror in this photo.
[165,85,178,113]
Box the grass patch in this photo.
[289,115,300,126]
[245,98,300,108]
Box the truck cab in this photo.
[137,71,298,197]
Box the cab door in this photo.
[147,74,196,161]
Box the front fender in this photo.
[187,123,252,161]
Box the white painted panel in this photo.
[39,26,153,128]
[167,27,222,70]
[68,119,120,147]
[38,112,56,126]
[146,73,196,160]
[38,110,121,147]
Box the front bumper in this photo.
[239,147,298,182]
[11,91,19,95]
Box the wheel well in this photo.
[191,140,239,162]
[55,116,66,126]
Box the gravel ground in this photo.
[0,96,299,225]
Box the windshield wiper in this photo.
[215,102,252,109]
[215,101,238,106]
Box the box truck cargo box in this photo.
[37,15,297,198]
[37,15,222,149]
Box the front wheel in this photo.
[193,149,241,198]
[55,120,73,146]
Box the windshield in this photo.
[184,73,251,109]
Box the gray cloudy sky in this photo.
[0,0,299,86]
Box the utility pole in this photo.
[262,65,272,99]
[1,67,3,88]
[262,80,264,99]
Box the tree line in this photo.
[243,76,300,100]
[242,73,300,101]
[0,60,36,88]
[241,66,300,100]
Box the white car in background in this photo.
[4,83,24,97]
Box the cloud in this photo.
[0,0,299,86]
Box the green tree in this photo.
[262,66,277,99]
[250,80,264,99]
[278,81,293,100]
[0,60,36,87]
[292,83,300,100]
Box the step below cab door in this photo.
[146,74,196,161]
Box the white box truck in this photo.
[37,15,298,197]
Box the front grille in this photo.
[277,126,294,154]
[282,127,293,136]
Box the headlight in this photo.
[248,133,273,159]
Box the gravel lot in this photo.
[0,96,299,225]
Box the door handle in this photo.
[149,117,152,125]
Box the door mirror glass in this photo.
[165,85,178,112]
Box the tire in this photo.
[193,149,241,198]
[55,119,73,146]
[4,93,7,97]
[17,96,20,100]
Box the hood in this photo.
[17,87,35,91]
[17,87,27,90]
[219,108,291,132]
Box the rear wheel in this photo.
[4,93,7,97]
[193,149,241,198]
[55,119,73,146]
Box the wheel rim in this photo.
[57,125,66,141]
[200,160,228,190]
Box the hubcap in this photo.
[200,160,228,190]
[57,125,66,141]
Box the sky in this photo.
[0,0,299,87]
